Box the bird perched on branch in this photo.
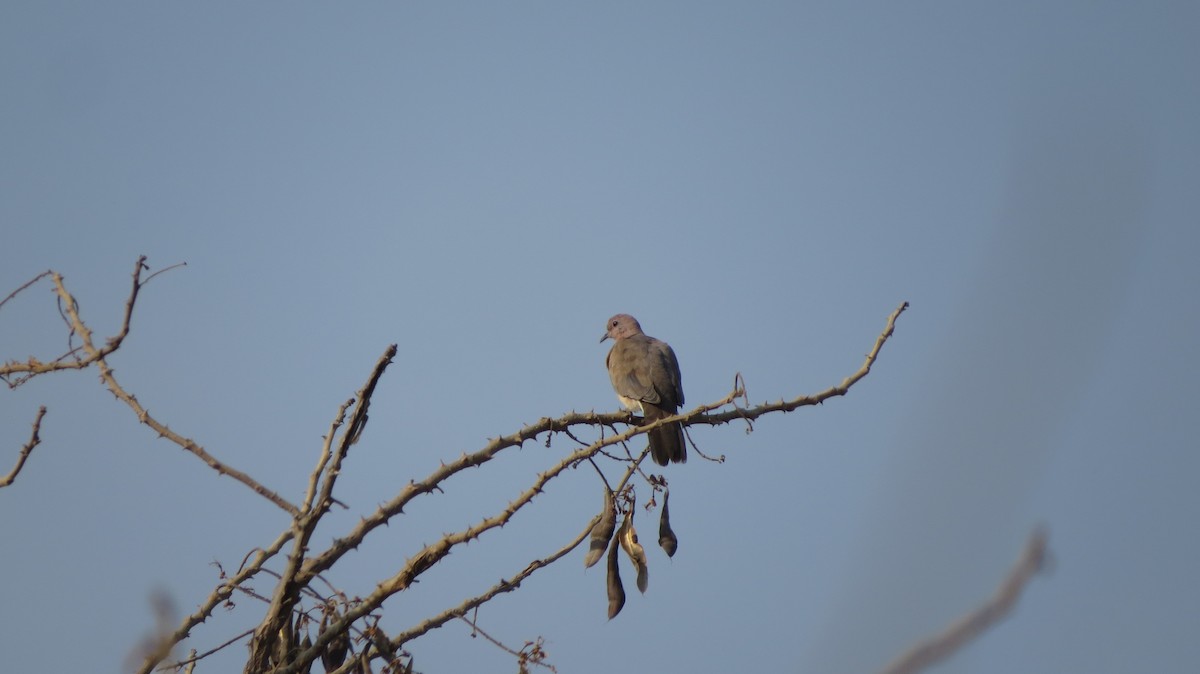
[601,314,686,466]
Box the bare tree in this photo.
[2,258,1044,674]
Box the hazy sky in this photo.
[2,3,1197,673]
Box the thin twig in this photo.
[322,515,599,674]
[0,270,51,313]
[245,345,396,671]
[268,303,910,674]
[158,629,254,671]
[457,616,557,673]
[135,529,294,674]
[42,267,300,516]
[1,406,46,488]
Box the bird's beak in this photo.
[600,332,610,343]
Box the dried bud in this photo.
[319,609,350,672]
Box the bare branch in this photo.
[135,529,295,674]
[319,515,598,674]
[1,257,160,384]
[304,398,354,514]
[34,265,300,516]
[1,406,47,488]
[0,270,51,313]
[313,344,396,517]
[7,263,906,674]
[157,629,254,671]
[458,616,556,673]
[246,345,397,672]
[263,303,910,674]
[685,300,909,427]
[880,527,1049,674]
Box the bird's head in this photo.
[600,314,644,342]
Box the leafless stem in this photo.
[0,270,51,313]
[36,264,300,516]
[1,406,46,488]
[262,303,910,674]
[135,529,294,674]
[245,345,396,672]
[320,515,597,674]
[458,616,557,673]
[158,629,254,671]
[1,257,159,383]
[879,527,1049,674]
[7,260,910,674]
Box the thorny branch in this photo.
[267,304,911,674]
[244,346,396,673]
[48,261,299,516]
[1,405,46,488]
[0,258,159,387]
[458,616,556,673]
[6,263,930,674]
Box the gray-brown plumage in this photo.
[600,314,686,466]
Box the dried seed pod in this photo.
[319,607,350,672]
[270,617,294,667]
[606,534,625,619]
[584,487,616,568]
[658,489,678,558]
[355,648,373,674]
[619,513,650,594]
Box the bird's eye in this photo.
[611,320,618,327]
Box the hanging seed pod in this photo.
[606,533,625,619]
[619,513,650,594]
[584,487,616,568]
[658,489,678,557]
[270,617,294,667]
[319,608,350,672]
[355,648,373,674]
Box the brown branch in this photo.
[313,345,396,518]
[139,300,905,674]
[37,265,300,516]
[265,303,909,674]
[1,406,47,488]
[157,629,254,671]
[879,527,1049,674]
[135,529,295,674]
[1,257,152,384]
[0,270,52,313]
[319,515,598,674]
[458,616,556,673]
[246,345,396,672]
[689,300,908,427]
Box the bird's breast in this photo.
[616,395,644,414]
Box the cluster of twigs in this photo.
[3,258,1047,674]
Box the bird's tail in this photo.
[644,406,686,466]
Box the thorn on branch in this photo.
[1,406,47,488]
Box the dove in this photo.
[601,314,686,466]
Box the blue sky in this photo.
[2,3,1197,673]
